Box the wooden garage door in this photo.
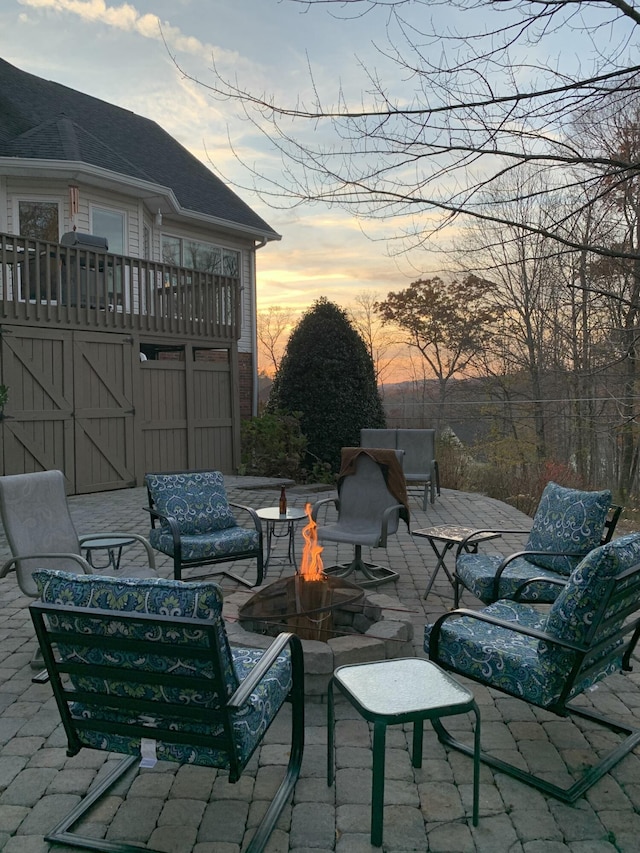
[73,331,136,493]
[0,326,75,485]
[139,346,235,476]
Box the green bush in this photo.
[267,298,385,473]
[240,412,307,481]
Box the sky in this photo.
[0,0,438,316]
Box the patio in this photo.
[1,479,639,852]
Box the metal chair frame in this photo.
[30,600,304,853]
[453,504,623,607]
[429,561,640,803]
[145,469,264,587]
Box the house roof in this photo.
[0,58,280,242]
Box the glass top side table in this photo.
[82,535,136,572]
[328,657,480,847]
[413,525,501,601]
[256,506,308,573]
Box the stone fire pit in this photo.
[224,581,414,701]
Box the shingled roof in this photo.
[0,58,279,241]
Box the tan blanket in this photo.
[338,447,410,526]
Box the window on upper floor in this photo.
[161,234,239,276]
[18,201,59,241]
[92,206,125,254]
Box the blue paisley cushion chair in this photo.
[145,471,260,561]
[146,470,237,535]
[34,569,292,768]
[524,481,611,575]
[454,554,568,603]
[426,533,640,708]
[150,525,260,563]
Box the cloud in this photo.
[18,0,239,65]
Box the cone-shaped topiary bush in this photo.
[268,298,385,473]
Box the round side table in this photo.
[256,506,308,573]
[82,535,136,572]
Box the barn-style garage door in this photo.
[1,327,135,493]
[1,326,75,485]
[138,347,235,477]
[73,332,136,493]
[1,327,237,493]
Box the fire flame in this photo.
[299,502,324,581]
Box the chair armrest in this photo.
[427,607,586,661]
[142,506,183,552]
[512,575,567,601]
[0,552,94,577]
[229,502,263,541]
[311,497,339,522]
[455,528,531,558]
[228,631,304,709]
[78,533,156,570]
[379,503,406,547]
[492,549,586,599]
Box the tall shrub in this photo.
[268,298,385,472]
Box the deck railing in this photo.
[0,233,240,341]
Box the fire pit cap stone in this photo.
[329,635,386,668]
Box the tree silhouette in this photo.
[175,0,640,262]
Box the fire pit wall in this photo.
[224,588,415,701]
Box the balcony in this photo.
[0,233,240,342]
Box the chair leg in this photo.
[432,703,640,804]
[45,687,304,853]
[322,545,399,587]
[31,645,50,684]
[246,635,305,853]
[45,753,140,852]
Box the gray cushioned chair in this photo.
[361,428,440,510]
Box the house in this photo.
[0,57,280,494]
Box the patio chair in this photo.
[29,569,304,853]
[426,532,640,803]
[453,481,620,606]
[145,470,264,587]
[397,429,440,510]
[0,469,157,598]
[311,447,409,587]
[360,428,440,511]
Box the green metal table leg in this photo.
[327,678,335,786]
[371,719,387,847]
[471,702,481,826]
[412,718,424,768]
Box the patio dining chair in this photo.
[453,481,620,606]
[426,532,640,803]
[311,447,409,587]
[145,470,264,587]
[29,569,304,853]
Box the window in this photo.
[161,234,239,276]
[18,201,59,241]
[92,207,125,254]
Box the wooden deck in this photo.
[0,232,240,342]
